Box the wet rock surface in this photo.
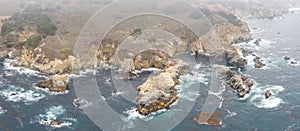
[265,90,272,99]
[283,56,291,61]
[37,74,69,92]
[254,56,266,68]
[227,75,254,98]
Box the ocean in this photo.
[0,11,300,131]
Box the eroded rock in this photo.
[37,74,69,92]
[225,45,247,68]
[227,75,253,97]
[136,72,178,115]
[134,50,190,115]
[254,56,265,68]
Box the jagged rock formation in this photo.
[36,74,69,92]
[254,56,265,68]
[134,49,190,115]
[225,45,248,68]
[227,75,253,98]
[191,22,251,54]
[9,45,79,75]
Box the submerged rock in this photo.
[225,45,248,68]
[254,38,261,46]
[227,75,253,98]
[194,112,222,126]
[254,56,265,68]
[37,74,69,92]
[283,56,291,60]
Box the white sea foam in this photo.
[224,108,237,119]
[250,85,285,109]
[111,91,125,97]
[3,59,43,77]
[132,68,163,74]
[105,77,112,84]
[73,98,91,109]
[180,72,209,85]
[239,39,274,51]
[0,85,45,105]
[0,106,7,114]
[289,7,300,12]
[37,106,76,128]
[33,85,69,95]
[124,108,148,120]
[79,69,97,76]
[124,107,168,122]
[179,90,200,102]
[287,59,299,66]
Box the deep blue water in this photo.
[0,11,300,131]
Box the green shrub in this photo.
[26,35,42,48]
[131,28,142,36]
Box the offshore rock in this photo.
[135,50,190,115]
[227,75,253,98]
[136,72,178,115]
[265,90,272,99]
[37,74,69,92]
[254,56,265,68]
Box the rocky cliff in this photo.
[0,2,268,116]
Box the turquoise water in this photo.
[0,12,300,131]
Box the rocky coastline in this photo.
[0,1,293,123]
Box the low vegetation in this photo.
[1,5,57,48]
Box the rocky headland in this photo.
[0,1,295,122]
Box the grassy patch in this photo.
[60,48,73,56]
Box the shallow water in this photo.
[0,11,300,131]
